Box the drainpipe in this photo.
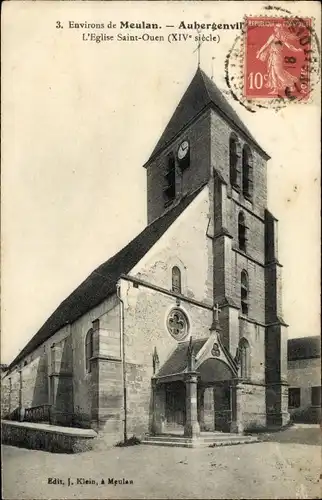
[116,282,127,442]
[8,377,12,415]
[19,368,23,421]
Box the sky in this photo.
[1,1,321,364]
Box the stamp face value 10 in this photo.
[244,17,312,101]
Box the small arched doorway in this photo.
[197,358,234,432]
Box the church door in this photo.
[165,382,186,430]
[214,382,232,432]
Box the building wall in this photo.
[70,295,120,428]
[288,357,321,423]
[2,295,123,432]
[240,383,266,430]
[50,333,73,425]
[239,319,266,384]
[123,187,215,437]
[131,186,213,305]
[121,278,213,438]
[2,324,70,418]
[21,350,49,409]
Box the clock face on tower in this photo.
[177,140,189,160]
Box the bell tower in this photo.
[143,68,214,224]
[143,67,288,430]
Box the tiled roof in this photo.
[157,339,207,377]
[8,185,206,371]
[288,336,321,361]
[148,68,269,161]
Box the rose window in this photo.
[167,309,189,341]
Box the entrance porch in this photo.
[153,380,234,435]
[150,333,244,440]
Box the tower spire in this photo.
[193,29,205,68]
[211,56,215,80]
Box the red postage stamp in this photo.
[244,17,312,100]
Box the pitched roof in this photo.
[157,339,207,377]
[147,68,269,162]
[8,185,206,371]
[288,336,321,361]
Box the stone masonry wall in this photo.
[239,383,266,430]
[3,324,70,419]
[288,357,321,388]
[1,375,11,416]
[208,109,268,391]
[121,279,213,438]
[115,187,214,439]
[131,186,213,306]
[71,295,120,427]
[239,319,266,384]
[288,357,321,423]
[22,351,49,408]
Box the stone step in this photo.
[141,440,196,448]
[144,433,257,442]
[201,434,255,442]
[143,435,242,443]
[143,435,198,444]
[141,435,259,448]
[208,437,259,447]
[141,438,258,448]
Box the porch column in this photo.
[230,381,244,433]
[151,380,165,435]
[184,372,200,438]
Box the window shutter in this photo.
[235,141,242,188]
[248,159,254,199]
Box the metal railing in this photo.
[24,404,52,424]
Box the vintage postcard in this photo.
[1,1,321,499]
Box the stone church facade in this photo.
[2,68,289,444]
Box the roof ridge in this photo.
[198,67,212,102]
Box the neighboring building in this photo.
[288,336,321,423]
[1,68,289,444]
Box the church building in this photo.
[2,68,289,444]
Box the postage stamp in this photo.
[244,17,312,100]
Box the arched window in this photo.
[242,145,253,199]
[241,271,249,316]
[239,338,250,379]
[85,328,94,373]
[238,212,247,252]
[229,134,241,188]
[172,266,182,294]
